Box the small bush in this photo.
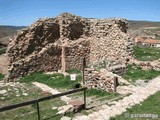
[0,48,6,55]
[0,73,5,80]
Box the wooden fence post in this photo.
[82,57,86,85]
[36,102,40,120]
[83,89,86,109]
[114,76,119,92]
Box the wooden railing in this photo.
[0,87,87,120]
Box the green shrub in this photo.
[0,73,5,80]
[0,48,6,55]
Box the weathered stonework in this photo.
[6,13,133,80]
[130,59,160,71]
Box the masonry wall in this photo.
[7,45,62,80]
[89,19,133,66]
[6,13,133,81]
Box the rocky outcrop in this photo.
[6,13,133,80]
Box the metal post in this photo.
[36,102,40,120]
[83,89,86,109]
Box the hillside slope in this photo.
[128,20,160,38]
[0,26,26,46]
[128,20,160,29]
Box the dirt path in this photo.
[0,54,9,74]
[73,76,160,120]
[32,82,71,103]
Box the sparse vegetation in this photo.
[86,89,119,98]
[66,68,81,74]
[123,65,160,83]
[134,46,160,61]
[0,25,25,38]
[92,59,108,70]
[128,20,160,29]
[20,72,82,90]
[0,83,66,120]
[0,73,5,80]
[0,48,6,55]
[111,91,160,120]
[20,72,119,98]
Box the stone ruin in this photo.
[6,13,133,91]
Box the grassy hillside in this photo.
[134,46,160,61]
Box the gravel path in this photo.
[73,76,160,120]
[32,82,71,103]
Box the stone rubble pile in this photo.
[91,59,127,75]
[84,68,130,92]
[130,59,160,71]
[84,68,114,92]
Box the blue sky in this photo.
[0,0,160,26]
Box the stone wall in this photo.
[6,13,133,81]
[64,39,90,70]
[57,13,90,39]
[7,44,62,79]
[89,19,133,66]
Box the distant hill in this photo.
[0,25,26,38]
[0,25,26,46]
[128,20,160,39]
[128,20,160,30]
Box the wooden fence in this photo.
[0,87,87,120]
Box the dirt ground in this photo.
[0,54,9,74]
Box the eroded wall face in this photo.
[7,19,60,64]
[7,45,62,79]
